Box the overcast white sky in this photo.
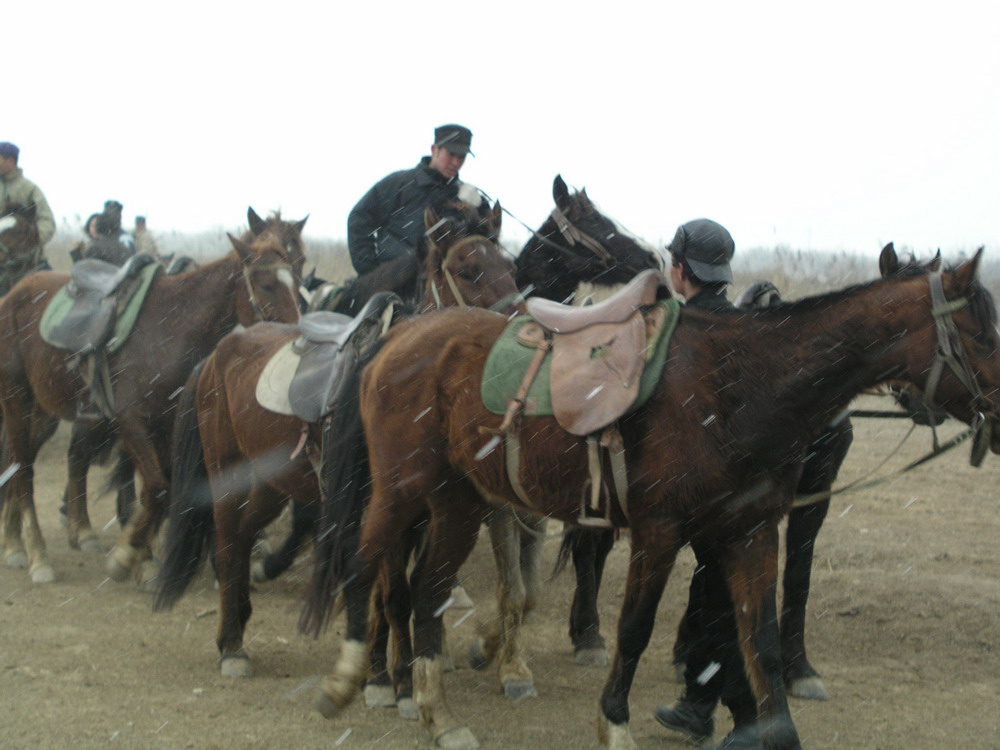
[7,1,998,258]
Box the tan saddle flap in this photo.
[548,312,647,436]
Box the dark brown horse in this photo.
[153,201,521,681]
[0,201,45,295]
[303,246,1000,750]
[0,214,301,584]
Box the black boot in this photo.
[653,699,715,744]
[717,724,762,750]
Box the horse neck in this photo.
[715,279,929,444]
[156,252,244,344]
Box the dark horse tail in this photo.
[153,359,213,612]
[299,339,386,637]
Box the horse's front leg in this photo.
[724,520,802,750]
[569,526,614,666]
[598,520,682,750]
[64,420,107,554]
[105,424,164,586]
[468,506,539,699]
[409,498,484,750]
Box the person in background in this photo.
[132,215,159,257]
[0,141,56,283]
[69,213,102,263]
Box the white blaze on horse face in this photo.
[278,267,295,291]
[0,216,17,233]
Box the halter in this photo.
[241,261,293,322]
[922,271,997,466]
[428,234,489,309]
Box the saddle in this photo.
[257,291,400,423]
[43,255,158,355]
[522,269,668,436]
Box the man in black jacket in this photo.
[347,124,479,277]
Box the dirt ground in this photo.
[2,400,999,750]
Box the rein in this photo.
[796,271,997,507]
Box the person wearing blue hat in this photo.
[347,124,483,280]
[0,141,55,288]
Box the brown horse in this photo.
[0,214,301,584]
[0,201,45,295]
[303,245,1000,750]
[153,201,521,681]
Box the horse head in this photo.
[878,242,1000,458]
[0,202,40,258]
[420,200,521,314]
[227,228,300,326]
[246,206,309,285]
[516,175,662,303]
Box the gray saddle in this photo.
[286,291,401,422]
[46,255,157,355]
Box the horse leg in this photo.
[2,407,55,583]
[598,520,682,750]
[253,499,317,583]
[64,420,110,554]
[781,499,830,700]
[468,506,539,699]
[105,425,166,585]
[722,521,802,750]
[409,495,484,749]
[568,526,613,666]
[215,481,285,677]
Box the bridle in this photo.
[241,260,293,322]
[922,270,998,466]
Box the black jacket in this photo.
[347,157,463,276]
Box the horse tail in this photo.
[299,339,385,637]
[552,526,577,578]
[153,359,213,612]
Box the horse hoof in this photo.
[104,548,132,582]
[502,679,538,700]
[250,560,269,584]
[315,690,343,720]
[5,550,29,569]
[220,655,253,678]
[598,717,637,750]
[435,726,479,750]
[79,537,104,555]
[789,675,829,701]
[467,640,490,671]
[574,647,609,667]
[396,697,419,721]
[364,683,396,709]
[30,564,57,584]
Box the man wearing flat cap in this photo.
[666,217,736,311]
[347,123,484,281]
[0,141,56,293]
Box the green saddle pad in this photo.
[40,262,163,354]
[481,298,681,418]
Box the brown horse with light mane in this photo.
[303,245,1000,750]
[153,201,521,680]
[0,213,301,584]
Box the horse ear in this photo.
[952,247,984,293]
[228,232,252,264]
[424,206,449,248]
[928,250,943,272]
[292,215,309,235]
[553,175,572,213]
[247,207,267,237]
[488,201,503,237]
[878,242,899,278]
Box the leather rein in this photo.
[793,270,998,507]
